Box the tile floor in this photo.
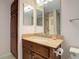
[0,54,15,59]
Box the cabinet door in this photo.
[22,40,32,59]
[23,49,32,59]
[32,53,46,59]
[32,43,49,58]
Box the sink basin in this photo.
[29,36,49,40]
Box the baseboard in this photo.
[0,52,12,58]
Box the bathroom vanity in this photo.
[22,0,62,59]
[22,34,63,59]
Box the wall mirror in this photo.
[43,0,61,35]
[23,4,34,25]
[23,0,61,35]
[36,9,43,26]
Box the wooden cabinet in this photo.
[23,48,32,59]
[32,53,46,59]
[22,40,32,59]
[32,43,49,58]
[22,39,61,59]
[10,1,18,58]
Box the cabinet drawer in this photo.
[32,53,46,59]
[32,43,49,58]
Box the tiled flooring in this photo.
[0,55,15,59]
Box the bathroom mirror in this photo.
[43,0,61,35]
[36,2,44,27]
[23,4,34,25]
[23,0,61,35]
[36,8,43,26]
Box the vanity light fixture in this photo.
[24,5,34,13]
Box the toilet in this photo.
[69,47,79,59]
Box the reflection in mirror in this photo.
[37,9,43,26]
[23,4,34,25]
[43,0,61,35]
[23,0,61,35]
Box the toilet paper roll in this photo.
[54,48,64,56]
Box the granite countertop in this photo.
[22,34,64,48]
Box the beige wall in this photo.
[61,0,79,59]
[0,0,13,58]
